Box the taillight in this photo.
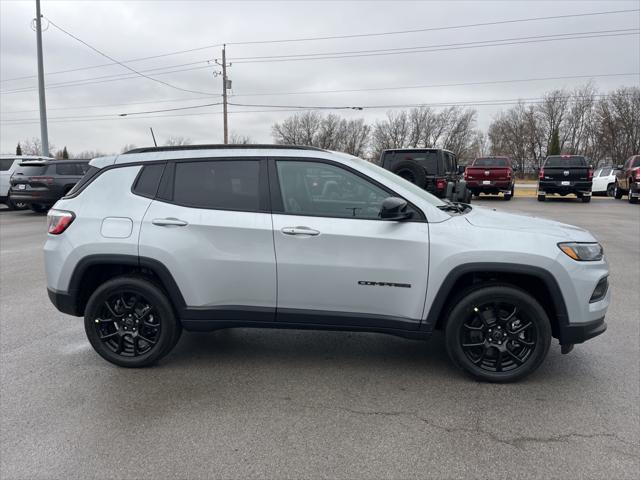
[31,176,54,184]
[635,170,640,180]
[47,209,75,235]
[539,168,544,179]
[436,178,447,190]
[587,168,593,180]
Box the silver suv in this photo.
[44,145,609,382]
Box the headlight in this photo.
[558,242,603,261]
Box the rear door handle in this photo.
[152,217,188,227]
[281,226,320,236]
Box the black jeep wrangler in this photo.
[380,148,470,203]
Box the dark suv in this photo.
[380,148,470,202]
[9,159,90,213]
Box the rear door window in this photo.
[56,163,78,175]
[171,159,260,211]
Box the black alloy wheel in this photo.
[84,276,180,367]
[606,184,615,197]
[445,285,551,382]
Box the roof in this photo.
[123,144,326,154]
[381,148,454,155]
[0,154,54,160]
[18,158,90,165]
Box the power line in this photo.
[2,72,634,116]
[1,93,629,125]
[1,8,635,83]
[233,29,640,63]
[42,17,217,96]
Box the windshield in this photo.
[544,156,587,167]
[352,156,447,207]
[473,157,508,167]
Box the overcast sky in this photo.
[1,0,638,155]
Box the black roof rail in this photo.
[123,144,326,154]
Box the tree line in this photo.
[272,85,639,169]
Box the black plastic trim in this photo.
[559,317,607,345]
[423,262,569,333]
[124,144,326,154]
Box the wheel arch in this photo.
[425,263,568,339]
[66,254,186,317]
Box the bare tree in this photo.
[120,144,137,153]
[229,132,253,144]
[164,136,192,146]
[21,137,55,156]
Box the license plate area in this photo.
[17,184,26,190]
[482,180,491,185]
[561,181,570,186]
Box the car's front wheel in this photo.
[84,276,181,367]
[445,285,551,383]
[614,183,623,199]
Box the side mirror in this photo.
[457,165,466,175]
[379,197,413,221]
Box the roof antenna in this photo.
[149,127,158,147]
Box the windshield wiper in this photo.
[437,201,470,214]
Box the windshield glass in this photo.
[351,156,447,207]
[473,157,508,167]
[545,156,587,167]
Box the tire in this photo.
[614,183,623,199]
[444,284,551,383]
[606,184,615,197]
[390,161,427,188]
[537,193,545,202]
[29,203,48,213]
[6,199,28,210]
[630,193,639,204]
[504,184,514,201]
[581,195,591,203]
[455,183,469,203]
[84,276,180,367]
[464,188,472,204]
[445,182,455,200]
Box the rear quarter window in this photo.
[65,166,101,197]
[132,163,166,198]
[0,159,16,171]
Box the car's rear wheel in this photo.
[614,183,623,199]
[504,185,514,201]
[445,285,551,383]
[6,199,28,210]
[606,183,615,197]
[581,195,591,203]
[29,203,48,213]
[84,276,180,367]
[630,192,639,204]
[537,193,545,202]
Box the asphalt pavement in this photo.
[1,197,638,479]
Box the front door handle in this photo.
[152,217,188,227]
[281,226,320,236]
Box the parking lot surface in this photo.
[1,197,638,479]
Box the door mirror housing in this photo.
[379,197,413,221]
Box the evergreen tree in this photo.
[16,143,22,155]
[62,146,69,159]
[548,129,561,155]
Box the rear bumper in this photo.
[558,317,607,345]
[47,288,80,316]
[538,180,592,195]
[466,180,512,191]
[9,189,58,205]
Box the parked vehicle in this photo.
[613,155,640,204]
[9,159,90,212]
[591,166,617,197]
[537,155,593,203]
[0,154,53,209]
[380,148,471,203]
[45,145,609,382]
[464,156,515,200]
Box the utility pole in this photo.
[35,0,49,157]
[215,45,231,144]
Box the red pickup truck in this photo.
[464,156,515,200]
[614,154,640,204]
